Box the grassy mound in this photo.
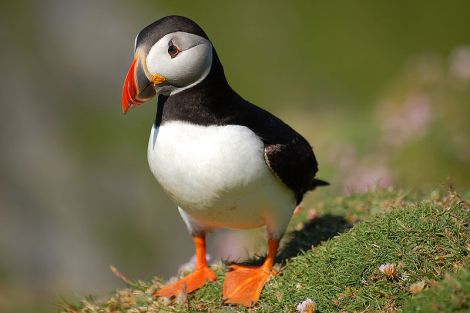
[60,188,469,312]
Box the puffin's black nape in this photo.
[135,15,209,51]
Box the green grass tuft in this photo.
[60,188,469,312]
[402,265,470,312]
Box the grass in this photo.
[60,187,469,312]
[402,265,470,312]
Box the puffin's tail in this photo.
[308,178,330,191]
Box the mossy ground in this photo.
[60,187,469,312]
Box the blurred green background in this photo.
[0,0,469,312]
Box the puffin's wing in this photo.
[236,101,325,203]
[263,135,319,203]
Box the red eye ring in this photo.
[168,41,180,58]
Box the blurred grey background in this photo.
[0,1,469,312]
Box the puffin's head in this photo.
[122,16,213,113]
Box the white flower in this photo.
[296,298,316,313]
[400,272,410,281]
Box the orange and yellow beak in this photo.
[122,56,162,113]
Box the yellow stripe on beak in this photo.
[152,74,166,85]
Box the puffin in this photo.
[122,15,328,307]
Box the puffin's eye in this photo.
[168,40,180,58]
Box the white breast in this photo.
[147,121,295,234]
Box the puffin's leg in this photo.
[223,238,279,307]
[154,233,217,299]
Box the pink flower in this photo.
[377,94,433,147]
[449,46,470,80]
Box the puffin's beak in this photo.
[122,56,160,113]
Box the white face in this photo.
[142,32,213,95]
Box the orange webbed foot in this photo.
[154,266,217,299]
[222,264,273,307]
